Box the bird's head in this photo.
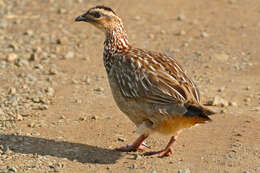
[75,6,122,33]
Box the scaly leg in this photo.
[144,134,179,157]
[115,134,149,152]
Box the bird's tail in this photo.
[184,103,215,122]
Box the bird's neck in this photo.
[104,26,130,54]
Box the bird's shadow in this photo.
[0,134,122,164]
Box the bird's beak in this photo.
[75,13,90,22]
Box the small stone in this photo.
[94,87,104,92]
[79,117,87,121]
[217,87,225,92]
[118,137,126,142]
[245,86,251,90]
[57,8,67,14]
[130,164,137,169]
[148,34,155,39]
[7,167,17,173]
[4,145,12,155]
[64,51,74,59]
[220,109,226,114]
[16,59,29,67]
[160,30,166,34]
[28,123,35,128]
[0,108,4,116]
[46,87,55,96]
[229,0,237,4]
[177,14,185,21]
[60,115,66,119]
[229,101,238,107]
[134,154,142,160]
[177,30,186,36]
[209,96,229,107]
[29,53,38,61]
[8,87,16,94]
[243,171,250,173]
[201,32,209,38]
[24,29,34,36]
[49,68,59,75]
[7,53,18,62]
[39,104,48,110]
[213,53,229,62]
[178,168,191,173]
[249,106,260,111]
[83,76,91,84]
[134,16,141,20]
[16,114,23,121]
[91,115,98,120]
[244,98,251,103]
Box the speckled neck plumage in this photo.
[103,22,130,73]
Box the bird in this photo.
[75,5,215,157]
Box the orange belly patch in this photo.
[153,115,208,135]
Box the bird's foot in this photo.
[115,134,149,152]
[115,144,146,152]
[144,147,173,157]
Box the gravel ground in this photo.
[0,0,260,172]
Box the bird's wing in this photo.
[112,49,200,105]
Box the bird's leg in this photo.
[144,134,179,157]
[115,134,149,152]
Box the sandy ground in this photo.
[0,0,260,172]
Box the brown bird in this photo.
[75,6,215,157]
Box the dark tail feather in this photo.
[184,103,215,122]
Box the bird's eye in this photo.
[91,11,102,18]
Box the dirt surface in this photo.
[0,0,260,172]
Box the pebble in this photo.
[0,19,8,29]
[16,59,29,67]
[201,32,209,38]
[0,108,4,116]
[79,116,87,121]
[134,154,142,160]
[24,29,34,36]
[57,8,67,14]
[130,164,137,169]
[134,16,141,20]
[46,87,55,96]
[249,106,260,112]
[209,96,229,107]
[177,30,186,36]
[3,145,12,155]
[64,51,74,59]
[213,53,229,62]
[28,122,36,128]
[7,53,18,62]
[49,67,59,75]
[149,34,155,39]
[7,167,17,173]
[29,53,38,61]
[244,98,251,103]
[245,86,251,90]
[91,115,98,120]
[94,87,104,92]
[178,168,191,173]
[229,101,238,107]
[151,170,157,173]
[16,114,24,121]
[117,137,126,142]
[39,104,49,110]
[229,0,237,4]
[177,14,185,21]
[8,87,16,95]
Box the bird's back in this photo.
[106,47,214,134]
